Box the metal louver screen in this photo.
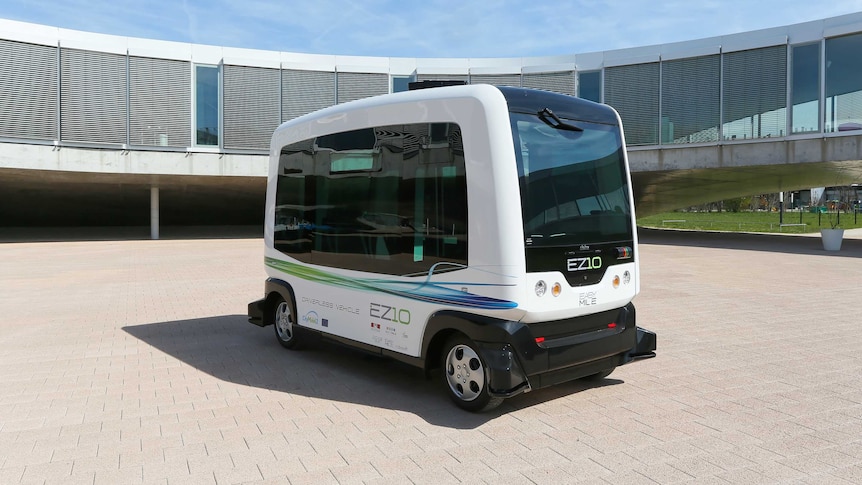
[723,45,787,139]
[224,65,280,150]
[283,70,335,121]
[60,48,127,144]
[605,63,660,146]
[662,55,720,144]
[336,72,388,104]
[129,57,191,147]
[470,74,522,88]
[522,71,575,95]
[0,40,58,140]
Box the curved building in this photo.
[2,13,862,236]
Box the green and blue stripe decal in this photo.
[266,257,517,310]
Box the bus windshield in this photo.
[511,112,632,246]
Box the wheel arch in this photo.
[262,279,296,326]
[420,310,521,372]
[423,328,460,373]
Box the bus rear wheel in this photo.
[441,335,503,412]
[273,296,300,349]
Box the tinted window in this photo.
[578,71,601,103]
[195,65,219,146]
[792,43,820,134]
[826,34,862,133]
[274,123,467,276]
[511,112,631,246]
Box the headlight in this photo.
[535,280,547,297]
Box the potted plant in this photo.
[820,201,844,251]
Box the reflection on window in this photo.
[392,76,414,93]
[605,63,660,146]
[791,43,821,134]
[826,33,862,133]
[722,46,787,140]
[578,71,601,103]
[195,65,219,146]
[274,123,467,276]
[661,55,720,144]
[511,113,631,245]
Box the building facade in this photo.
[1,13,862,233]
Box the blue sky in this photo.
[2,1,861,58]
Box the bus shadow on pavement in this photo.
[639,227,862,257]
[122,314,621,427]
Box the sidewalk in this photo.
[1,235,861,484]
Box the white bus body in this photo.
[249,84,655,411]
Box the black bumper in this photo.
[464,304,656,398]
[248,298,266,327]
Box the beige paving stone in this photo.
[280,469,339,485]
[93,465,144,485]
[298,450,348,473]
[327,462,382,484]
[211,463,262,484]
[20,460,73,483]
[0,465,23,483]
[2,232,862,483]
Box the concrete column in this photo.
[150,186,159,240]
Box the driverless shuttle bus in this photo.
[248,84,656,411]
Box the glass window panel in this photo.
[274,123,467,276]
[578,71,601,103]
[195,65,220,146]
[825,33,862,133]
[392,76,413,93]
[791,43,821,134]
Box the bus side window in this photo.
[273,123,467,276]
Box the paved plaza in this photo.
[1,229,861,484]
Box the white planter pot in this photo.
[820,228,844,251]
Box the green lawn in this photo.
[637,210,862,233]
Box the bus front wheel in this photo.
[273,295,300,349]
[441,334,503,412]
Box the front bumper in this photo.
[248,298,266,327]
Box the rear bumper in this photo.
[626,327,657,362]
[472,303,656,398]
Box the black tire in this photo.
[272,295,301,349]
[440,334,503,412]
[584,367,615,381]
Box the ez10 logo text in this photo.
[567,256,602,272]
[370,303,411,325]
